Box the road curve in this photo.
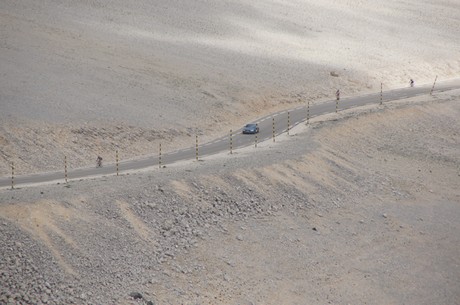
[1,79,459,189]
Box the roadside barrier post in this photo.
[196,135,199,161]
[307,101,310,124]
[116,150,119,176]
[272,117,275,142]
[159,143,162,168]
[11,162,14,190]
[64,156,68,184]
[230,129,233,154]
[380,83,383,105]
[255,134,258,148]
[287,111,290,135]
[335,89,340,113]
[430,75,438,95]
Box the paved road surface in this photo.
[1,79,459,188]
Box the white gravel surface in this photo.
[1,0,459,174]
[0,91,459,304]
[1,1,459,304]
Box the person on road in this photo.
[96,156,103,167]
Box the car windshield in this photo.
[245,124,256,128]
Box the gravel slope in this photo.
[0,91,459,304]
[1,0,460,174]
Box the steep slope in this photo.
[1,0,460,174]
[1,91,459,304]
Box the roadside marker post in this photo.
[196,135,199,161]
[11,162,14,190]
[430,75,438,95]
[335,89,340,113]
[380,83,383,105]
[287,111,290,135]
[64,156,68,184]
[272,117,275,142]
[307,101,310,124]
[230,129,233,154]
[116,150,119,176]
[255,134,258,148]
[159,143,162,168]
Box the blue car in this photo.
[242,123,259,134]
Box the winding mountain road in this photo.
[1,79,459,188]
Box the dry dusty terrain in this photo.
[1,0,460,174]
[1,1,460,305]
[0,91,459,305]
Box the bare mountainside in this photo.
[1,1,460,174]
[0,91,459,304]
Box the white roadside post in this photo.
[159,143,162,168]
[430,75,438,95]
[116,150,119,176]
[335,89,340,113]
[11,162,14,190]
[64,156,68,184]
[230,130,233,154]
[196,135,199,161]
[287,111,290,135]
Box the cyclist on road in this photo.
[96,156,103,167]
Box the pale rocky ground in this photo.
[1,0,460,174]
[1,1,460,304]
[0,91,459,305]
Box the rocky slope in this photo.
[1,91,459,304]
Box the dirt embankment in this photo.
[1,92,459,305]
[1,0,460,175]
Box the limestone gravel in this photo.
[0,94,459,304]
